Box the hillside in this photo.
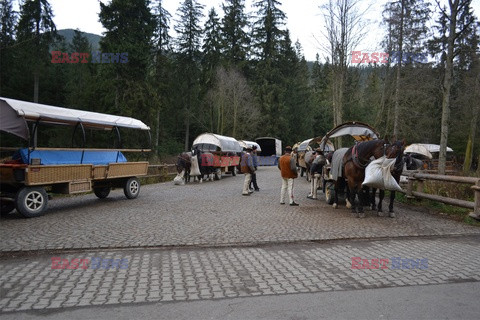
[57,29,102,51]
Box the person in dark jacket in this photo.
[241,147,255,196]
[249,146,260,191]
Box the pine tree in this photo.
[220,0,250,68]
[428,0,476,174]
[174,0,204,150]
[0,0,17,96]
[383,0,430,137]
[15,0,57,102]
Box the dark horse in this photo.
[369,140,406,218]
[175,149,216,184]
[175,152,192,185]
[341,139,403,218]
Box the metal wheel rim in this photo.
[24,191,44,212]
[129,181,139,194]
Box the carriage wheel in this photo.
[0,185,17,215]
[15,187,48,218]
[325,182,335,205]
[124,177,140,199]
[94,187,111,199]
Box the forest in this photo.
[0,0,479,173]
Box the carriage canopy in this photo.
[319,121,380,150]
[0,97,150,141]
[192,133,242,153]
[298,137,335,153]
[405,143,453,159]
[239,140,262,152]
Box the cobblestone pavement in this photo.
[0,235,479,313]
[1,167,479,252]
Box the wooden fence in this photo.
[402,171,480,220]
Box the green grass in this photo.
[395,192,480,226]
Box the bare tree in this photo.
[320,0,367,146]
[207,66,260,138]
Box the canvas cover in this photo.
[331,148,349,181]
[319,122,379,150]
[239,140,262,152]
[0,97,150,140]
[192,133,242,153]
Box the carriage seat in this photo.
[13,148,127,165]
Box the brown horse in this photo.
[342,139,402,218]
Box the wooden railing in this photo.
[402,170,480,220]
[142,164,177,181]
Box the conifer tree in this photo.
[15,0,57,102]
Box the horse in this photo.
[304,150,316,182]
[174,149,216,185]
[342,139,403,218]
[175,152,192,185]
[368,140,406,218]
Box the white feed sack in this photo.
[190,155,201,176]
[362,156,403,192]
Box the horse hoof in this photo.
[377,211,384,217]
[389,212,396,218]
[346,201,352,209]
[333,203,338,209]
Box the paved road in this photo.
[0,235,479,314]
[1,167,479,252]
[2,282,479,320]
[1,166,479,317]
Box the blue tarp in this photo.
[14,149,127,165]
[257,156,278,166]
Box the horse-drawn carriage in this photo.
[318,122,380,205]
[191,133,241,178]
[0,97,150,218]
[297,136,334,180]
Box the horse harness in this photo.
[351,142,388,169]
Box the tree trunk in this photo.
[393,0,405,137]
[438,1,458,174]
[184,109,190,151]
[463,74,480,172]
[33,72,39,103]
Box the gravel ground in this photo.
[1,166,479,252]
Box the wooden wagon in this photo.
[0,97,150,218]
[192,133,242,177]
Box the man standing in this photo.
[307,148,326,200]
[241,147,255,196]
[249,145,260,191]
[278,146,299,206]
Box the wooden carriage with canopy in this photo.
[0,97,150,217]
[318,121,380,204]
[297,137,335,178]
[191,133,241,177]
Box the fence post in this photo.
[407,175,415,198]
[469,179,480,221]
